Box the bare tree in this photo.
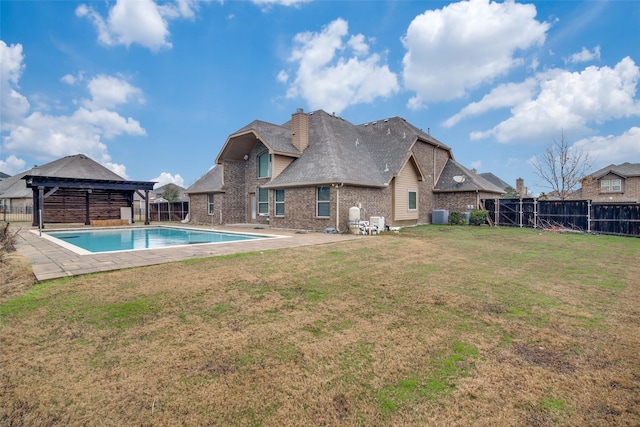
[531,132,592,200]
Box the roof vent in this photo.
[453,175,466,183]
[387,128,390,135]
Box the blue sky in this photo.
[1,0,639,195]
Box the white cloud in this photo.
[443,78,538,127]
[565,46,601,64]
[252,0,310,8]
[281,18,398,114]
[573,127,640,168]
[469,57,640,143]
[83,75,145,110]
[402,0,549,108]
[76,0,203,51]
[0,45,146,179]
[470,160,482,170]
[276,70,289,84]
[0,155,26,175]
[151,172,185,188]
[0,41,30,132]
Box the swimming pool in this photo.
[42,227,274,255]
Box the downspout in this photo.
[333,183,344,231]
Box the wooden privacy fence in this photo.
[482,198,640,237]
[148,201,189,222]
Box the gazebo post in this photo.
[145,190,150,225]
[85,190,91,225]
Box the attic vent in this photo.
[372,121,377,125]
[384,119,389,122]
[364,123,369,126]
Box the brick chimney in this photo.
[516,178,525,197]
[291,108,309,152]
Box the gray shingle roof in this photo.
[0,171,30,199]
[0,171,9,179]
[478,172,510,190]
[232,120,300,156]
[33,154,126,181]
[208,110,458,190]
[589,162,640,179]
[0,154,144,200]
[259,110,453,188]
[434,159,505,193]
[186,165,223,194]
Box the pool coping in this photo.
[15,224,363,282]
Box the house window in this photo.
[207,193,214,215]
[408,190,417,210]
[317,186,330,217]
[600,179,622,192]
[258,151,271,179]
[275,189,285,216]
[258,188,269,215]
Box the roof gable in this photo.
[216,121,300,163]
[589,162,640,179]
[434,159,505,193]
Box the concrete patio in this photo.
[14,224,362,282]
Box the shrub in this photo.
[469,210,489,226]
[449,211,467,225]
[1,223,18,254]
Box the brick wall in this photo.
[411,140,450,224]
[434,191,496,215]
[268,185,392,232]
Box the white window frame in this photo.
[258,188,269,215]
[316,186,330,218]
[258,151,271,179]
[275,189,285,217]
[207,193,214,215]
[408,190,417,210]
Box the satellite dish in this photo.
[453,175,466,183]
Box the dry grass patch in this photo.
[1,226,639,426]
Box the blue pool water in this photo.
[45,227,270,254]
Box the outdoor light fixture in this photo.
[243,154,249,160]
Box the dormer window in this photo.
[258,151,271,179]
[600,178,622,193]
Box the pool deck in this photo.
[14,224,363,282]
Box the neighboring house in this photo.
[186,109,504,231]
[581,162,640,203]
[0,154,155,225]
[0,171,9,180]
[152,183,188,203]
[0,171,33,212]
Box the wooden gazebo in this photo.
[22,154,155,227]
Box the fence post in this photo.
[534,198,538,229]
[495,198,499,227]
[587,199,591,233]
[519,198,523,228]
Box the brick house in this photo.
[580,162,640,203]
[186,109,504,231]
